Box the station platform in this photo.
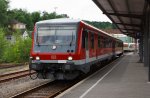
[56,53,150,98]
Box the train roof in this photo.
[81,21,122,42]
[36,18,81,25]
[36,18,122,42]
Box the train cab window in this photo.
[90,33,94,49]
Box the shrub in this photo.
[0,28,8,63]
[2,32,32,63]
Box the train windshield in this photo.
[36,25,77,45]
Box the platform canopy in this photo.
[93,0,146,38]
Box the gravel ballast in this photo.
[0,75,52,98]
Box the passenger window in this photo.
[108,38,111,48]
[82,30,86,48]
[103,37,106,48]
[100,36,103,48]
[85,31,88,50]
[98,35,101,48]
[90,33,94,49]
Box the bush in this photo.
[2,36,32,63]
[0,28,32,63]
[0,28,8,63]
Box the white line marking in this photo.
[79,56,125,98]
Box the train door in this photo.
[85,30,89,63]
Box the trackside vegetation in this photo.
[0,28,32,63]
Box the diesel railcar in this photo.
[123,42,136,52]
[29,18,123,80]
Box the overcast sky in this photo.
[9,0,111,22]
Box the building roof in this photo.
[10,19,26,25]
[93,0,146,38]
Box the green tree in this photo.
[42,11,68,20]
[0,0,9,27]
[31,12,41,24]
[0,28,8,62]
[84,20,116,29]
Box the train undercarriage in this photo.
[29,62,81,80]
[29,53,123,80]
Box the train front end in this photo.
[29,19,80,80]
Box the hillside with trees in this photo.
[84,20,116,29]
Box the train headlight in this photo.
[30,57,33,60]
[68,56,73,61]
[36,56,40,60]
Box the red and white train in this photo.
[123,42,136,52]
[29,18,123,80]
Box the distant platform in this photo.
[56,53,150,98]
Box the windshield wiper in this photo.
[70,32,73,47]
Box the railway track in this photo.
[0,63,27,69]
[11,80,78,98]
[0,70,35,83]
[10,56,124,98]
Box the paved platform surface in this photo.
[56,53,150,98]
